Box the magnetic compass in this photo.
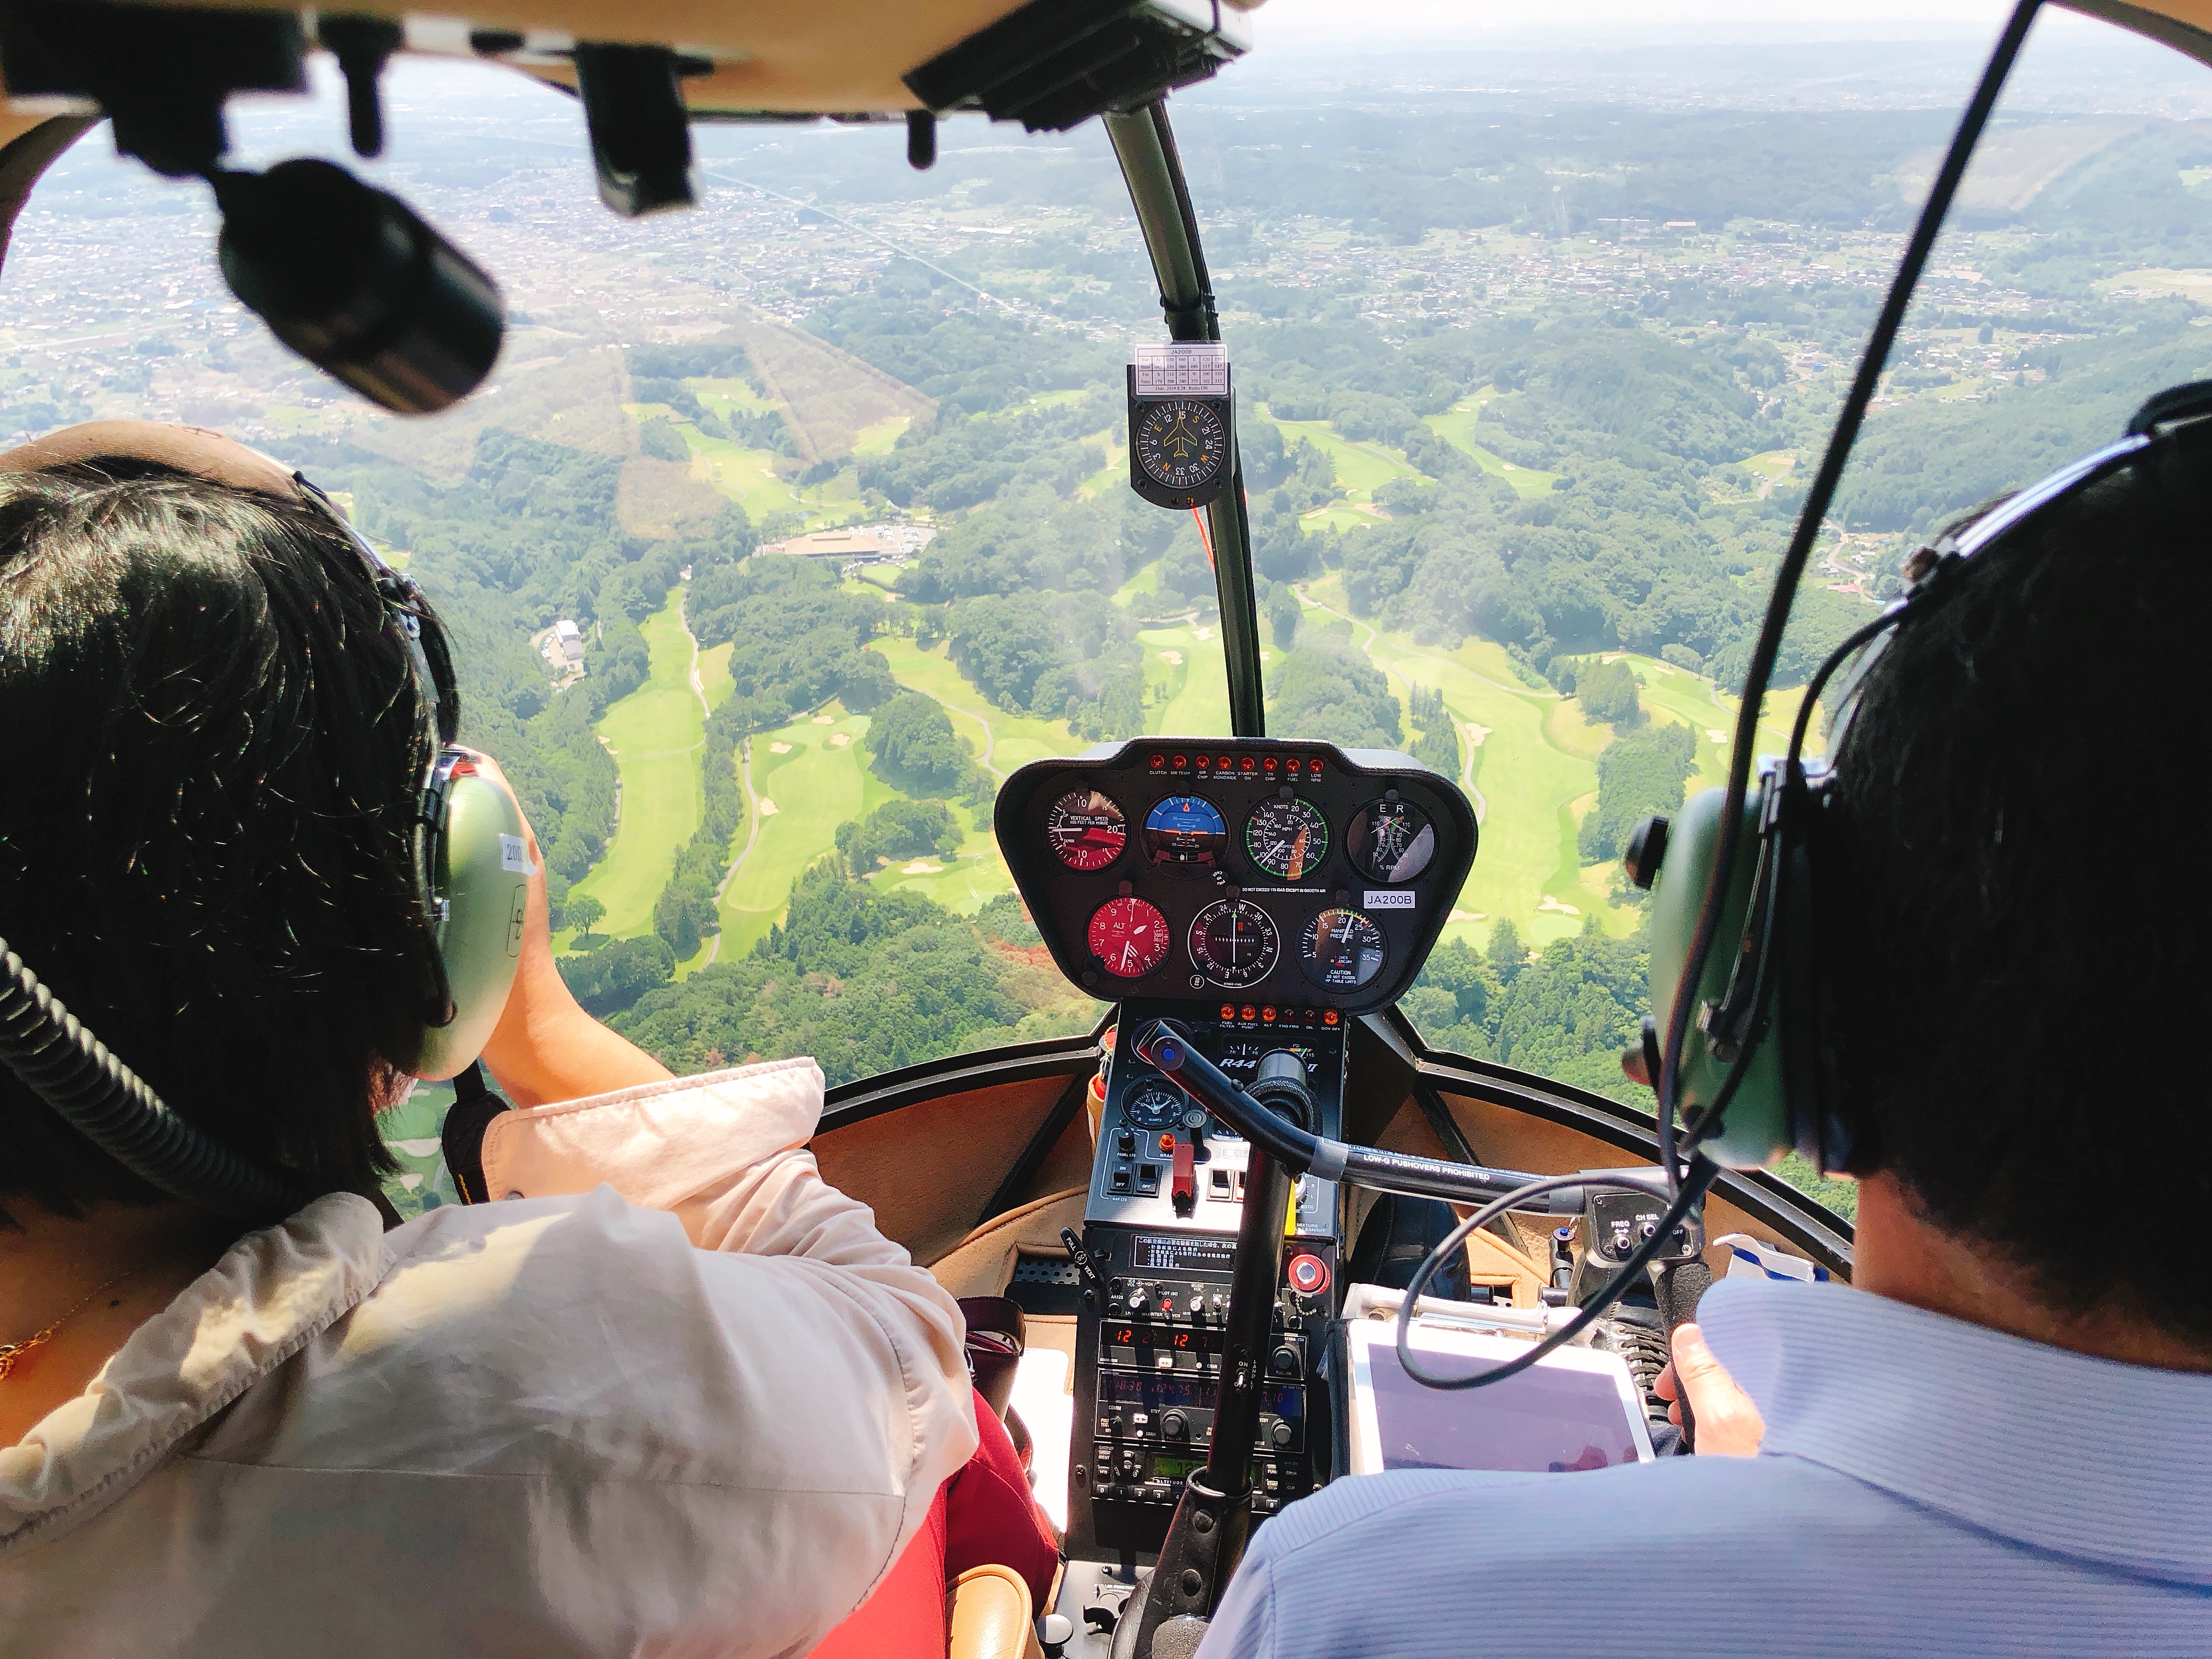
[1133,399,1229,493]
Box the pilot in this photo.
[1199,426,2212,1652]
[0,425,979,1654]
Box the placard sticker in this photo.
[499,834,537,876]
[1363,890,1417,910]
[1133,341,1229,396]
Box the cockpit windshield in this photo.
[5,3,2207,1226]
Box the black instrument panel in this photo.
[994,738,1478,1014]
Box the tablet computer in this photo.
[1345,1316,1655,1476]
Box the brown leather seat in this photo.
[948,1565,1047,1659]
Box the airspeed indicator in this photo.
[1244,797,1330,883]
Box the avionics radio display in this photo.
[994,739,1477,1015]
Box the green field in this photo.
[716,708,891,956]
[563,590,704,943]
[1424,397,1559,497]
[1260,410,1421,496]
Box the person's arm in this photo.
[464,756,671,1105]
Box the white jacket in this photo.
[0,1058,979,1657]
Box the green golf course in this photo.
[561,590,703,942]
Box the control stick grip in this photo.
[1249,1049,1316,1132]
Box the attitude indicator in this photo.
[1045,787,1127,871]
[1244,797,1330,883]
[1144,795,1228,868]
[1088,896,1172,979]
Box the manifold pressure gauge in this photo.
[1127,343,1234,510]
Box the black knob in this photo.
[1271,1420,1295,1448]
[1161,1410,1189,1440]
[1624,815,1671,890]
[1269,1344,1301,1376]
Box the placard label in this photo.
[1363,889,1417,910]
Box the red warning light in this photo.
[1261,1006,1277,1023]
[1239,1005,1258,1023]
[1194,755,1210,769]
[1219,1003,1236,1020]
[1150,754,1166,769]
[1172,754,1188,769]
[1218,755,1234,771]
[1262,756,1279,772]
[1322,1009,1341,1025]
[1307,758,1324,775]
[1239,756,1257,773]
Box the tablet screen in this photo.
[1353,1326,1650,1474]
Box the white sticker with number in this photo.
[499,834,537,876]
[1363,890,1416,910]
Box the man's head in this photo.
[0,444,445,1222]
[1820,418,2212,1348]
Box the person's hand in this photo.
[459,751,671,1107]
[1654,1322,1764,1456]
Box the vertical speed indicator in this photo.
[1045,788,1127,871]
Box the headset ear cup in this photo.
[413,760,530,1080]
[1787,783,1881,1178]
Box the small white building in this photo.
[544,619,585,669]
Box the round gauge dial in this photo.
[1088,896,1172,979]
[1299,907,1388,991]
[1347,798,1437,884]
[1244,797,1330,883]
[1124,1081,1185,1132]
[1045,787,1127,872]
[1133,398,1230,494]
[1144,795,1228,868]
[1187,899,1280,989]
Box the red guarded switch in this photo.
[1286,1252,1331,1297]
[1171,1138,1197,1217]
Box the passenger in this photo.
[0,429,979,1655]
[1201,436,2212,1654]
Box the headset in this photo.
[0,421,529,1221]
[1633,381,2212,1177]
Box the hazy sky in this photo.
[1252,0,2064,49]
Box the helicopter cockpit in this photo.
[5,2,2210,1655]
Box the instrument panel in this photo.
[994,738,1477,1015]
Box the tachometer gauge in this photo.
[1347,798,1436,884]
[1299,907,1387,990]
[1187,899,1280,989]
[1088,896,1172,979]
[1046,787,1127,871]
[1144,795,1228,868]
[1133,398,1229,496]
[1124,1081,1184,1131]
[1244,797,1330,883]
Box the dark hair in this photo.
[0,460,443,1222]
[1822,426,2212,1344]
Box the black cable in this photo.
[1392,1160,1719,1393]
[0,935,312,1222]
[1656,0,2045,1188]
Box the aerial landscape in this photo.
[6,10,2208,1210]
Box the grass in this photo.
[563,590,703,944]
[717,708,888,956]
[1259,411,1420,496]
[873,636,1081,778]
[1423,397,1558,497]
[1139,621,1231,735]
[852,414,911,456]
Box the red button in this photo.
[1287,1254,1331,1296]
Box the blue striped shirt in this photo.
[1198,1278,2212,1656]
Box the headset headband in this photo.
[0,419,452,743]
